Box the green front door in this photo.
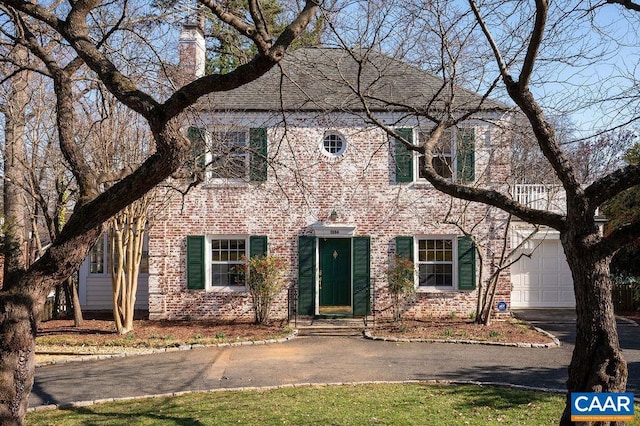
[319,238,351,313]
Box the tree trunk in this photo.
[3,45,29,289]
[0,294,37,425]
[52,284,62,319]
[0,225,103,424]
[482,275,498,326]
[62,280,73,316]
[70,276,84,327]
[559,236,627,426]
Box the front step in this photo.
[294,318,366,337]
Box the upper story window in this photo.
[417,130,454,180]
[393,127,475,184]
[321,131,347,157]
[187,127,267,182]
[210,131,248,179]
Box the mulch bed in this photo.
[37,317,289,346]
[36,311,639,348]
[370,318,555,344]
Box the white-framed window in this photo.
[187,234,267,291]
[417,129,455,180]
[89,239,105,274]
[320,131,347,157]
[417,237,456,288]
[394,126,474,184]
[88,234,149,275]
[188,126,268,183]
[210,131,249,180]
[210,237,247,287]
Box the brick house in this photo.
[80,24,575,321]
[134,21,518,321]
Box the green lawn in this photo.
[26,383,568,425]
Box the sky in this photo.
[328,0,640,141]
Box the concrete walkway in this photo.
[30,310,640,408]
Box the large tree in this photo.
[333,1,640,424]
[465,6,639,423]
[1,39,28,287]
[0,1,318,423]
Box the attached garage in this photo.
[510,231,575,308]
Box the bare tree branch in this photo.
[606,0,640,11]
[585,162,640,208]
[520,0,548,89]
[161,0,319,120]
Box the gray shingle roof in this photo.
[203,47,507,113]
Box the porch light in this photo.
[329,210,338,221]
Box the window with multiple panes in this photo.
[187,235,267,290]
[321,131,347,157]
[418,238,454,287]
[187,127,268,182]
[395,235,475,291]
[394,127,475,184]
[89,240,105,274]
[210,131,249,179]
[417,130,454,179]
[88,234,149,275]
[211,238,246,286]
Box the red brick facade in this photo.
[147,116,513,321]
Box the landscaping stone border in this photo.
[362,326,561,348]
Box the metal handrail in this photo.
[287,284,298,328]
[356,278,375,327]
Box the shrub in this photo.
[385,255,415,323]
[245,255,287,325]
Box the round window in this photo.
[321,131,347,157]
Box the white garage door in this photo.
[511,239,575,308]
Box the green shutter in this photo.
[186,235,205,290]
[457,235,476,290]
[394,128,413,183]
[298,236,316,315]
[352,236,371,316]
[249,235,268,258]
[249,127,267,182]
[188,126,207,169]
[457,128,475,183]
[395,236,414,261]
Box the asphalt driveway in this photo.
[512,308,640,393]
[29,309,640,408]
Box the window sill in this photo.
[416,286,458,293]
[411,179,455,188]
[411,181,433,189]
[201,179,250,189]
[394,181,437,189]
[207,286,248,294]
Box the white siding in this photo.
[83,275,149,310]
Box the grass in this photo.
[26,383,569,425]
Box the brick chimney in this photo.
[179,11,205,82]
